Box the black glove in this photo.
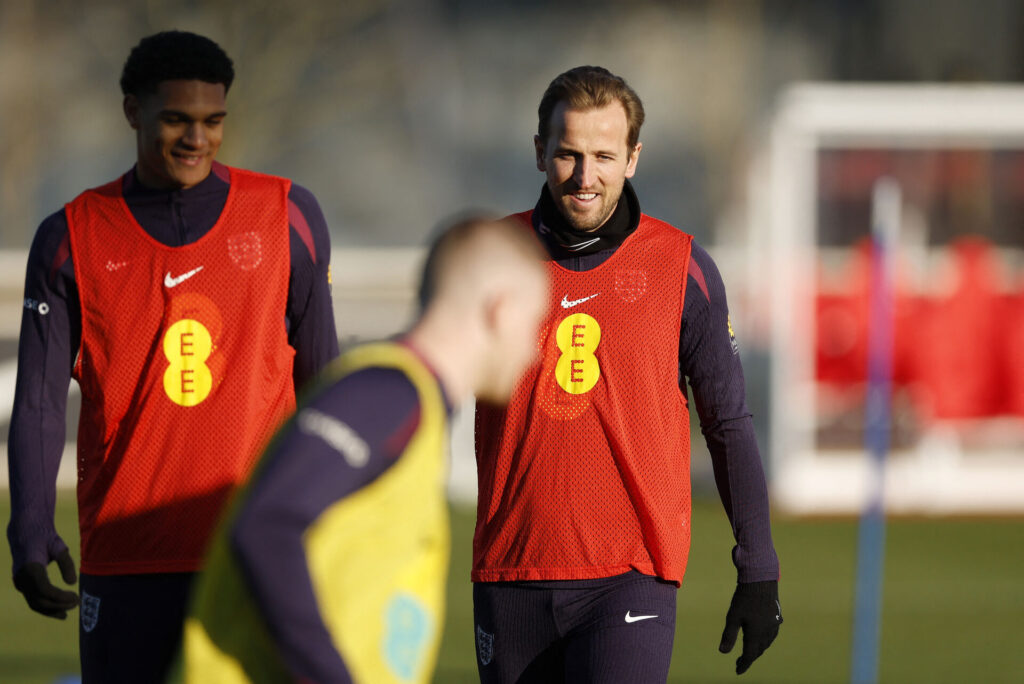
[718,580,782,675]
[13,548,80,619]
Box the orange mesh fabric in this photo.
[474,212,693,585]
[66,168,295,574]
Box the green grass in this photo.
[0,495,80,684]
[2,495,1023,683]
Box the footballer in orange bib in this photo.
[471,66,781,683]
[7,33,338,684]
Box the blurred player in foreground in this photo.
[6,30,337,683]
[472,66,783,682]
[174,215,549,683]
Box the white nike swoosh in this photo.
[562,237,601,252]
[561,293,599,309]
[624,612,658,623]
[164,266,204,288]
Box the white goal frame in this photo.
[760,84,1024,515]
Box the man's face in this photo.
[124,79,227,190]
[535,100,641,232]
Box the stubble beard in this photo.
[560,196,617,233]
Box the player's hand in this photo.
[13,548,80,619]
[718,580,782,674]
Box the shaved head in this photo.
[410,215,549,404]
[418,214,545,312]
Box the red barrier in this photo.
[815,237,1019,421]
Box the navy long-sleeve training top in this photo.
[228,361,450,682]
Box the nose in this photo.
[181,122,206,148]
[574,157,595,189]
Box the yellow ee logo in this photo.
[555,313,601,394]
[163,319,213,406]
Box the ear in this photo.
[534,135,547,173]
[482,292,503,335]
[624,141,642,179]
[123,95,141,130]
[483,290,519,348]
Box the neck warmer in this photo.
[534,180,641,258]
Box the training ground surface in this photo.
[1,495,1022,683]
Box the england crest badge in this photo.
[227,231,263,271]
[476,624,494,666]
[614,268,648,302]
[81,591,101,633]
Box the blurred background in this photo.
[1,0,1023,682]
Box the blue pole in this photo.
[850,178,900,684]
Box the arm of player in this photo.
[679,243,782,673]
[286,184,339,393]
[679,242,779,581]
[229,368,421,683]
[7,211,80,618]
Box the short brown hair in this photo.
[537,66,645,150]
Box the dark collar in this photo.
[533,180,641,259]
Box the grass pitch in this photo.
[1,494,1022,683]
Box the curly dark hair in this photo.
[120,30,234,97]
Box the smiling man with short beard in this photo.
[472,66,783,683]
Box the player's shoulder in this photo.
[282,181,329,267]
[29,208,70,258]
[20,208,74,289]
[36,207,70,239]
[502,209,537,238]
[286,181,322,207]
[303,363,422,452]
[64,175,125,207]
[318,364,417,401]
[218,164,296,199]
[221,165,319,205]
[220,163,284,183]
[286,182,328,232]
[686,239,728,305]
[638,212,694,240]
[507,208,534,223]
[633,214,694,262]
[689,240,718,272]
[309,347,422,416]
[222,164,327,237]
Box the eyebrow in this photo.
[553,146,617,157]
[160,108,228,121]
